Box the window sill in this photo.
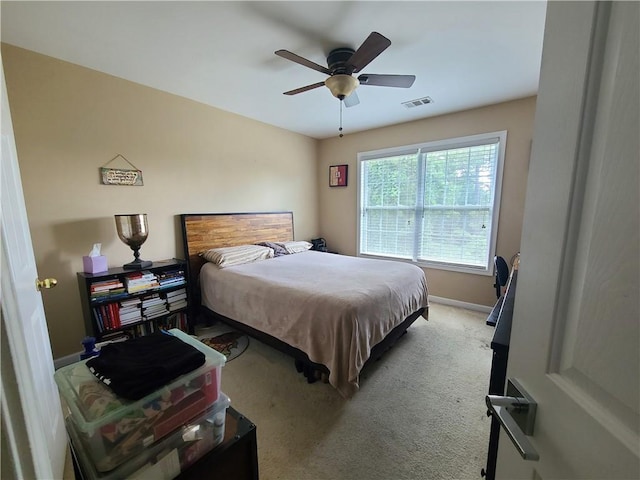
[357,254,493,276]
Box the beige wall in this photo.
[3,43,536,358]
[317,97,536,307]
[2,44,319,358]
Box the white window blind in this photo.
[358,131,506,273]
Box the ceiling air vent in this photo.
[402,96,434,109]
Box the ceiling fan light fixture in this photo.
[325,74,360,99]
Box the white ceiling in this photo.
[1,1,547,139]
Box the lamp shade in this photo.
[325,74,360,99]
[115,214,148,245]
[115,214,152,269]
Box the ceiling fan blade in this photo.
[283,81,326,96]
[358,74,416,88]
[344,91,360,108]
[346,32,391,73]
[275,49,331,75]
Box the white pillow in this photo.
[276,241,313,254]
[201,244,273,268]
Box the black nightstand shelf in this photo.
[177,406,259,480]
[77,258,190,341]
[71,406,259,480]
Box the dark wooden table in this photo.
[482,261,518,480]
[72,406,258,480]
[178,406,259,480]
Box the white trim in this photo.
[357,131,505,161]
[428,295,493,313]
[356,131,507,274]
[1,321,28,480]
[1,61,64,479]
[53,352,82,370]
[358,253,495,276]
[487,131,507,273]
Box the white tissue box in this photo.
[83,255,107,274]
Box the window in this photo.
[357,131,506,274]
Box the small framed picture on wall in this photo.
[329,164,348,187]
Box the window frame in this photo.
[356,130,507,275]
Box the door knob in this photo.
[486,378,539,461]
[36,277,58,291]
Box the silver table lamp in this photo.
[115,214,152,269]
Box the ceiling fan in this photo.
[275,31,415,108]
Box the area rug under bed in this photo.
[196,326,249,361]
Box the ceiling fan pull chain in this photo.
[339,100,344,138]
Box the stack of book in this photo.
[124,271,159,293]
[141,292,168,320]
[97,331,131,343]
[118,298,142,326]
[166,288,188,312]
[92,303,121,332]
[132,322,157,336]
[90,279,126,301]
[157,312,188,331]
[157,269,186,289]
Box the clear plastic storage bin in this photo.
[69,393,231,480]
[54,329,226,472]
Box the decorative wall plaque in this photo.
[100,154,144,186]
[329,164,348,187]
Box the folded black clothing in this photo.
[86,332,206,400]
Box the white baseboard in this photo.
[54,352,82,370]
[429,295,493,314]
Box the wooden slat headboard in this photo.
[180,212,294,310]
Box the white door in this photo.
[495,2,639,479]
[1,58,66,478]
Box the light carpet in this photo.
[219,302,494,480]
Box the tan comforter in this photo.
[200,251,429,398]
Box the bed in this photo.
[180,212,429,398]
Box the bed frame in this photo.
[180,212,427,384]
